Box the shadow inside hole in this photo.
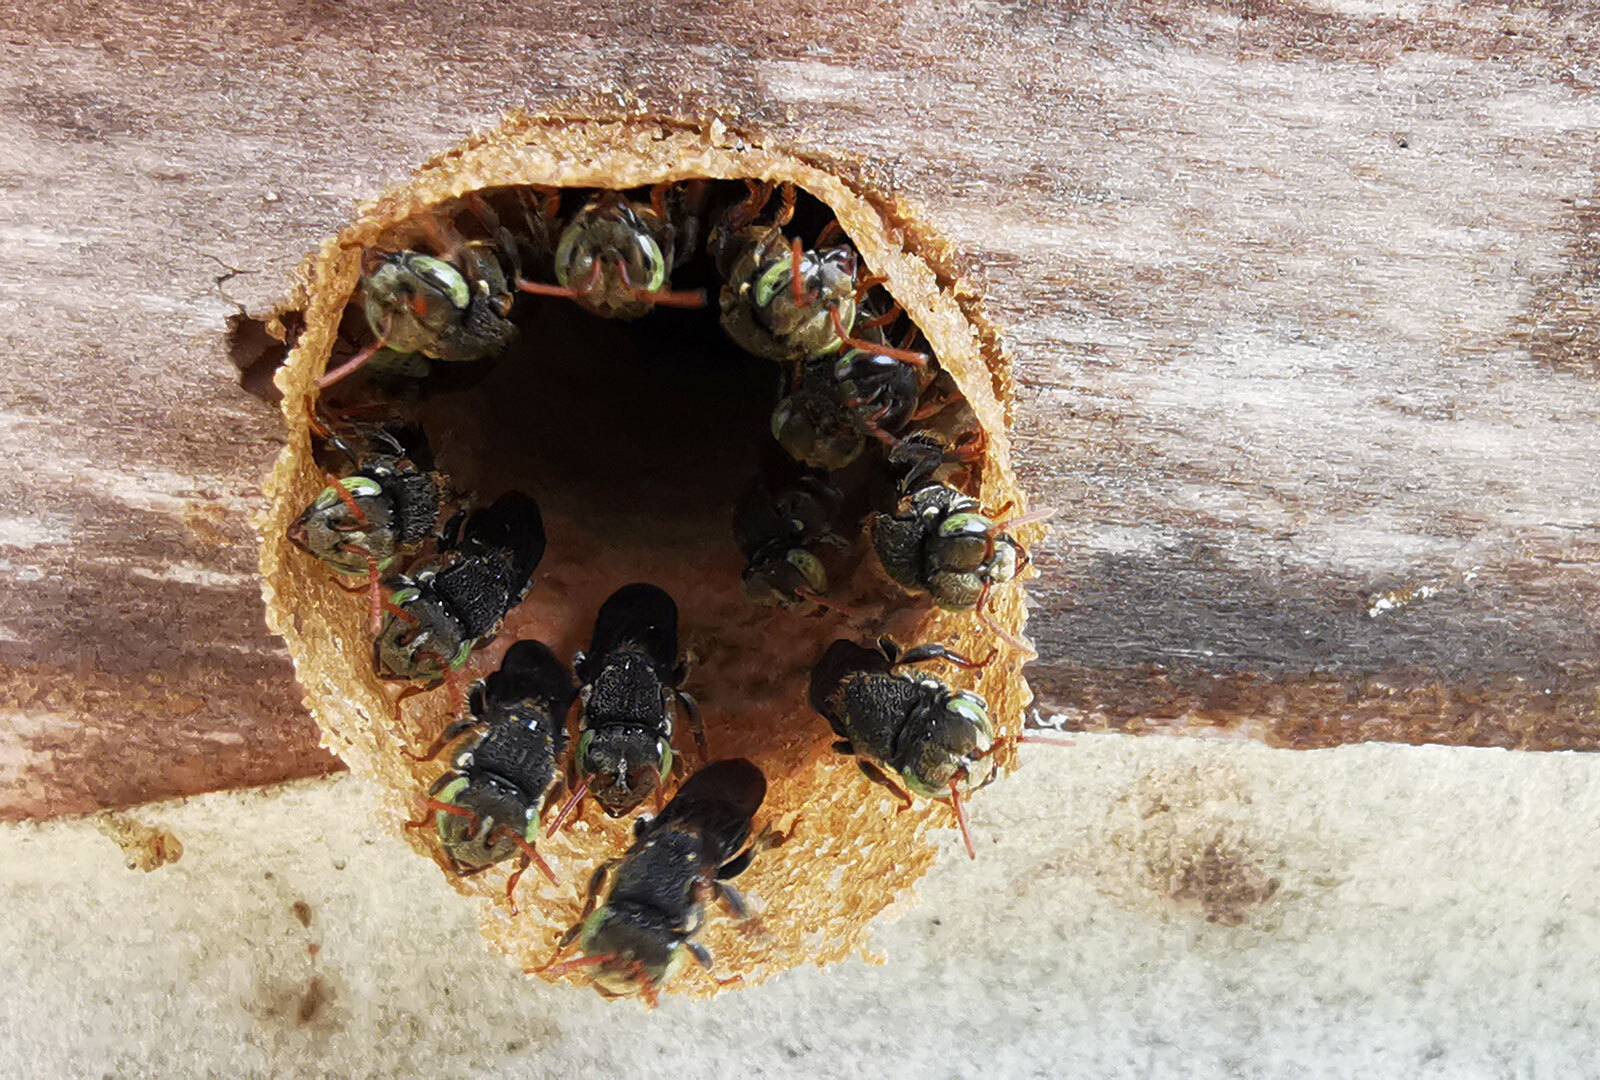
[229,309,303,406]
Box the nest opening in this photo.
[260,117,1036,995]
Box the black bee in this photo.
[540,758,773,1005]
[287,422,449,633]
[549,584,707,827]
[770,346,930,471]
[405,639,577,911]
[710,182,927,367]
[515,186,708,319]
[318,206,521,387]
[732,468,855,609]
[809,636,997,859]
[373,490,546,691]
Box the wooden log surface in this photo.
[2,0,1597,819]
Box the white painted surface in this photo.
[1,733,1595,1078]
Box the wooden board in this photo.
[2,0,1597,819]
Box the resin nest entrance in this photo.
[258,116,1040,996]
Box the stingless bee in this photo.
[808,636,1071,858]
[374,490,546,709]
[548,583,707,829]
[732,466,857,610]
[710,181,927,368]
[405,639,576,911]
[318,200,522,387]
[538,758,780,1005]
[287,419,450,633]
[514,185,709,319]
[770,345,933,471]
[869,433,1052,652]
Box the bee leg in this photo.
[362,557,383,635]
[853,273,888,301]
[714,882,749,919]
[687,942,714,970]
[948,778,978,860]
[401,716,483,762]
[676,690,709,762]
[894,642,997,671]
[830,739,855,756]
[856,759,916,812]
[774,182,797,227]
[816,219,843,247]
[721,179,775,234]
[559,861,615,941]
[873,635,905,664]
[390,680,436,730]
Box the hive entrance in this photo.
[335,190,905,785]
[259,116,1036,995]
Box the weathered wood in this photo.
[2,0,1597,819]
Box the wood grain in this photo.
[2,0,1596,818]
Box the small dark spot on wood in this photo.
[1166,837,1281,926]
[307,943,320,958]
[297,977,329,1025]
[14,87,148,141]
[291,900,312,927]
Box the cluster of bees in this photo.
[287,179,1057,1004]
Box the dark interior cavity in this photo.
[319,181,932,782]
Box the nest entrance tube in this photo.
[259,116,1039,995]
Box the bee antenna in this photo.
[976,581,1034,656]
[316,314,393,388]
[828,306,927,367]
[613,258,707,308]
[548,777,589,835]
[795,587,861,618]
[405,797,478,834]
[537,951,615,978]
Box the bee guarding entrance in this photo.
[258,115,1045,1000]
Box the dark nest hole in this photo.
[316,181,941,803]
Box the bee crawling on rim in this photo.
[404,639,576,913]
[808,636,1071,859]
[374,490,546,719]
[770,340,938,472]
[869,432,1055,654]
[287,417,453,635]
[513,184,710,319]
[536,758,786,1005]
[547,583,708,830]
[709,181,928,368]
[317,195,522,388]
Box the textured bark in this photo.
[2,0,1597,819]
